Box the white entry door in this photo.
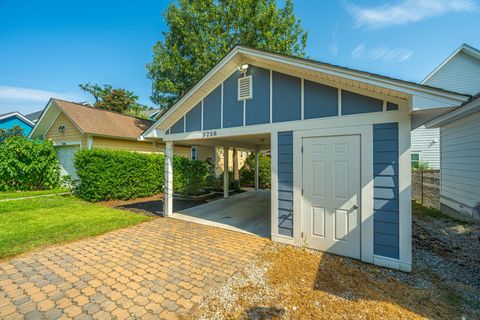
[302,135,361,259]
[55,145,80,180]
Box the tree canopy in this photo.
[0,125,25,143]
[79,83,150,118]
[147,0,308,108]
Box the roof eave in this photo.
[0,112,35,127]
[426,97,480,128]
[142,45,470,138]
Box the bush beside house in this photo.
[74,149,164,202]
[0,136,60,191]
[74,149,209,202]
[240,153,271,189]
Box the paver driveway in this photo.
[0,218,267,319]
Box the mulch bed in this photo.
[100,193,222,216]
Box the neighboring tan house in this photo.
[29,98,192,179]
[142,45,469,271]
[411,44,480,169]
[0,111,36,136]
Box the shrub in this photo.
[74,149,210,201]
[413,161,431,171]
[173,157,209,196]
[240,153,271,189]
[75,149,164,202]
[0,136,60,191]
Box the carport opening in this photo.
[167,133,271,238]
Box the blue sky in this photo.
[1,0,479,114]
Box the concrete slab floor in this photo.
[170,190,271,238]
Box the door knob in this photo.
[349,205,358,213]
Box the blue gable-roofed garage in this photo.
[0,112,35,136]
[142,46,470,272]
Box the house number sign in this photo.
[202,130,217,138]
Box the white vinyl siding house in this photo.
[441,112,480,217]
[427,97,480,220]
[413,44,480,170]
[422,48,480,96]
[142,46,469,271]
[410,126,440,169]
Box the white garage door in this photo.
[56,145,80,180]
[302,135,361,259]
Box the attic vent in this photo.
[238,75,253,100]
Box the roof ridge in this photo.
[52,98,154,123]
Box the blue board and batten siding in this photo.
[373,123,400,259]
[277,131,294,237]
[166,64,398,134]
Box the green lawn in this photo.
[0,189,69,200]
[0,195,152,259]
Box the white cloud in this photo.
[329,21,340,56]
[351,44,413,62]
[0,86,82,114]
[0,86,77,102]
[347,0,480,28]
[351,43,366,59]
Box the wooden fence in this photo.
[412,170,440,210]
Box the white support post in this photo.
[213,146,219,177]
[164,141,174,216]
[233,148,239,181]
[223,146,229,198]
[254,145,260,190]
[86,135,93,150]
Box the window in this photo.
[191,146,197,161]
[411,152,420,168]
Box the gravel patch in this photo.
[183,204,480,319]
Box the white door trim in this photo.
[293,125,374,263]
[53,140,83,149]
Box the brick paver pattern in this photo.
[0,218,266,319]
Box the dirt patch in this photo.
[100,193,165,207]
[182,204,480,320]
[183,244,470,320]
[100,193,210,216]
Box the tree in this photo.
[147,0,308,108]
[79,83,150,117]
[0,125,25,143]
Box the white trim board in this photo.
[53,140,83,150]
[426,96,480,128]
[0,112,35,127]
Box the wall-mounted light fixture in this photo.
[239,64,249,75]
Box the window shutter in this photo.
[238,75,253,100]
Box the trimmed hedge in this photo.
[74,149,209,202]
[75,149,164,202]
[0,136,60,191]
[172,156,209,196]
[240,153,271,189]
